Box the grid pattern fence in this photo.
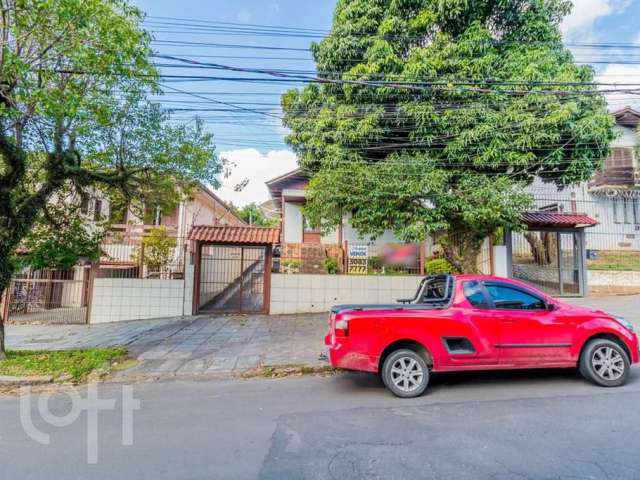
[529,188,640,272]
[5,267,90,324]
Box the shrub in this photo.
[324,257,338,274]
[132,226,177,272]
[368,255,383,273]
[282,259,301,274]
[424,258,457,276]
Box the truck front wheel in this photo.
[381,349,430,398]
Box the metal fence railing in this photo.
[276,242,425,276]
[99,230,188,279]
[528,187,640,272]
[5,267,90,324]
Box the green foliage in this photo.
[0,348,128,382]
[282,0,615,272]
[16,202,104,270]
[324,257,339,274]
[425,257,458,275]
[85,99,222,218]
[282,259,301,274]
[235,202,278,227]
[133,226,177,271]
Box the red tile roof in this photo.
[188,225,280,245]
[521,211,598,228]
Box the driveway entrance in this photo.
[198,245,267,313]
[189,225,279,314]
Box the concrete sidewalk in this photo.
[6,313,328,380]
[6,294,639,381]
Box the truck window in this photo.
[463,281,487,308]
[485,283,546,310]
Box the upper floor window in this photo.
[614,198,640,225]
[79,193,90,215]
[93,199,103,221]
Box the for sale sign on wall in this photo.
[348,245,369,274]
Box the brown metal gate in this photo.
[4,267,91,324]
[197,245,268,313]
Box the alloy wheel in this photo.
[390,356,424,393]
[592,346,625,381]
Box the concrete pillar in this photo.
[493,245,509,278]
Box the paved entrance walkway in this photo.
[6,295,639,381]
[6,313,327,380]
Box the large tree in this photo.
[0,1,219,358]
[282,0,615,272]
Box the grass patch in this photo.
[0,348,128,382]
[587,251,640,271]
[240,364,336,379]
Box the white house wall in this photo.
[526,178,640,251]
[284,202,304,243]
[342,222,403,247]
[526,123,639,253]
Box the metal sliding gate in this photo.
[510,229,585,296]
[198,245,267,313]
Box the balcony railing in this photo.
[105,223,179,244]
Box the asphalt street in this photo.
[1,367,640,480]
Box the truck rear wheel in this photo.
[381,349,430,398]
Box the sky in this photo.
[135,0,640,207]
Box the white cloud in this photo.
[597,63,640,110]
[561,0,630,40]
[215,149,299,207]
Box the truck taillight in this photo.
[335,319,349,337]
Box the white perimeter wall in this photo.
[90,278,185,323]
[588,270,640,288]
[270,274,423,314]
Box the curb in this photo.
[0,375,54,386]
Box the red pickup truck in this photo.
[325,274,639,397]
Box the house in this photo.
[266,169,403,247]
[525,106,640,252]
[101,183,245,278]
[265,169,432,275]
[107,182,245,241]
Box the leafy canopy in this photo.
[0,0,222,354]
[282,0,615,271]
[234,202,278,227]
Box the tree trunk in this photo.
[439,233,484,274]
[0,250,13,360]
[524,232,557,265]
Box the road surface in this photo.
[1,367,639,479]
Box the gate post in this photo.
[192,241,202,315]
[84,262,99,324]
[264,246,273,314]
[504,228,513,278]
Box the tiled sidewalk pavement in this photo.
[6,313,328,380]
[7,295,637,382]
